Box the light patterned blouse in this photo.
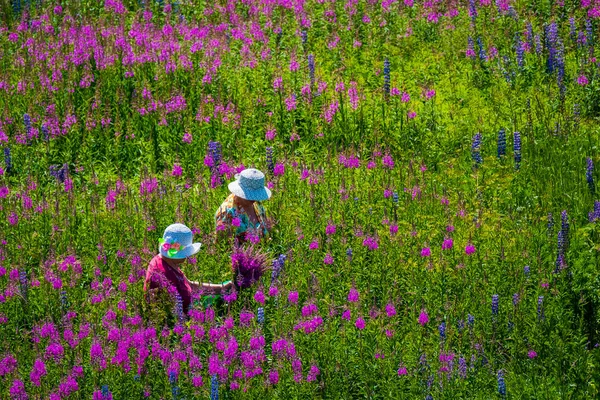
[215,194,268,240]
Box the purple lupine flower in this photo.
[438,322,446,340]
[498,370,506,397]
[383,58,390,99]
[587,157,595,193]
[513,131,521,169]
[472,133,482,165]
[491,295,499,315]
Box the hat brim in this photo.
[228,180,271,201]
[159,242,201,259]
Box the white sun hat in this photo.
[159,223,201,259]
[228,168,272,201]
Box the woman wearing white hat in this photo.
[144,223,233,315]
[215,168,272,243]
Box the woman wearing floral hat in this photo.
[144,223,232,317]
[215,168,272,243]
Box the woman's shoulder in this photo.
[149,254,166,271]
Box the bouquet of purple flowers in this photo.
[231,245,269,289]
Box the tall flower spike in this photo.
[308,54,315,88]
[587,157,595,194]
[4,147,12,173]
[491,294,499,316]
[210,375,219,400]
[497,128,506,158]
[383,58,390,99]
[513,132,521,169]
[471,133,482,166]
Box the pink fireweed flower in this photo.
[306,365,320,382]
[578,74,589,86]
[309,240,319,250]
[408,111,417,119]
[382,154,395,169]
[273,76,283,91]
[265,128,276,140]
[362,236,379,250]
[288,291,299,304]
[231,217,241,227]
[254,290,265,305]
[442,238,453,250]
[285,94,297,111]
[390,224,399,235]
[528,350,537,359]
[355,317,366,330]
[385,303,397,317]
[273,163,285,176]
[268,369,279,385]
[342,309,351,321]
[348,82,359,110]
[171,164,182,177]
[182,132,192,143]
[323,254,334,264]
[398,366,408,375]
[465,243,476,255]
[421,247,431,257]
[401,92,410,103]
[418,310,429,326]
[347,288,359,303]
[268,286,279,297]
[325,224,336,235]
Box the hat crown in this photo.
[238,169,265,191]
[163,223,193,246]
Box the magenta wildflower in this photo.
[254,290,265,305]
[418,310,429,326]
[578,74,589,86]
[342,309,351,321]
[323,254,334,264]
[528,350,537,359]
[398,366,408,376]
[325,224,336,235]
[465,243,476,255]
[182,132,193,143]
[288,291,299,304]
[442,238,453,250]
[355,317,366,330]
[382,154,395,169]
[385,303,397,317]
[10,379,27,400]
[348,288,359,303]
[309,240,319,250]
[265,128,276,140]
[421,247,431,257]
[269,369,280,385]
[306,365,320,382]
[362,236,379,250]
[171,164,182,177]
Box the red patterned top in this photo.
[143,254,192,314]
